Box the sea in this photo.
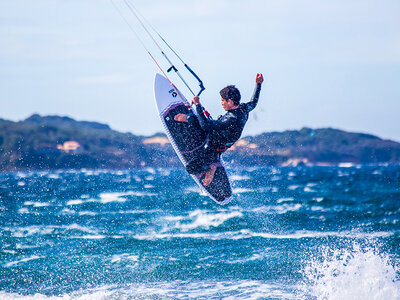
[0,165,399,299]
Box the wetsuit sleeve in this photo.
[186,111,197,126]
[195,104,235,132]
[245,83,262,112]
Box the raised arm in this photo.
[246,73,263,112]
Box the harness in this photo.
[217,142,234,153]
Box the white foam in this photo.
[277,197,294,203]
[288,185,300,190]
[232,187,253,194]
[65,223,97,234]
[251,204,302,214]
[18,208,29,214]
[8,226,54,238]
[78,211,97,216]
[47,174,61,179]
[184,186,201,194]
[338,162,355,168]
[69,235,106,240]
[161,209,243,232]
[110,253,139,264]
[304,186,316,193]
[313,197,324,202]
[130,229,395,241]
[5,255,43,267]
[230,174,251,181]
[66,199,83,205]
[303,244,400,299]
[0,280,296,299]
[61,208,75,214]
[144,167,156,174]
[98,191,156,203]
[99,192,128,203]
[65,191,155,206]
[24,201,50,207]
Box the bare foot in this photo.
[203,165,217,186]
[174,113,187,122]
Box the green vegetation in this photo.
[0,115,399,171]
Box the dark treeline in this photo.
[1,114,399,171]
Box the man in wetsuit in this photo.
[174,73,264,186]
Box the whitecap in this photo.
[98,191,155,203]
[277,197,294,203]
[78,211,97,216]
[130,229,395,241]
[18,208,29,214]
[288,185,300,190]
[0,280,297,299]
[69,235,106,240]
[162,209,243,232]
[66,199,84,205]
[232,187,253,194]
[99,192,128,203]
[64,223,97,234]
[10,226,54,238]
[304,187,316,193]
[24,201,50,207]
[62,208,75,214]
[230,174,251,181]
[5,255,43,267]
[47,174,61,179]
[338,162,354,168]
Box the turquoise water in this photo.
[0,165,399,299]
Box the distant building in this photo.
[57,141,82,153]
[142,137,170,146]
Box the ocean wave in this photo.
[23,201,51,207]
[65,191,157,206]
[161,209,243,232]
[230,174,251,181]
[232,187,253,194]
[2,223,99,238]
[0,280,297,299]
[5,255,43,268]
[129,229,396,241]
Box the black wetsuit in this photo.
[185,82,262,174]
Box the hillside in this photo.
[0,114,399,171]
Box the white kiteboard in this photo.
[153,73,232,204]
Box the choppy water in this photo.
[0,165,399,299]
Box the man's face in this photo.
[221,97,234,111]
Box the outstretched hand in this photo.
[256,73,264,84]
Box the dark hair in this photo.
[220,85,241,105]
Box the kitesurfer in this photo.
[174,73,264,186]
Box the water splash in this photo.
[303,243,400,299]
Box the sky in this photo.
[1,0,399,141]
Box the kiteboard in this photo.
[154,73,233,204]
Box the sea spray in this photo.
[303,242,400,299]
